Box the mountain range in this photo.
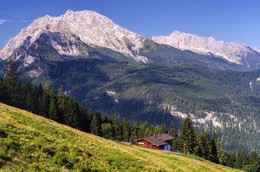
[0,10,260,152]
[1,10,260,70]
[152,31,260,69]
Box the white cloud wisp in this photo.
[0,19,6,25]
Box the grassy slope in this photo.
[0,103,241,172]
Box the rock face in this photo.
[152,31,260,70]
[0,10,148,63]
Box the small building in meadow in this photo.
[136,134,174,151]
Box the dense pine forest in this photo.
[0,60,260,171]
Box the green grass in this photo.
[0,103,241,171]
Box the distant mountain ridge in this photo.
[0,10,259,70]
[152,31,260,70]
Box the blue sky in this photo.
[0,0,260,50]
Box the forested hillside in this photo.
[15,59,260,152]
[1,60,260,171]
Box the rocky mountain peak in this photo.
[152,30,260,68]
[0,10,148,62]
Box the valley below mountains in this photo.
[18,59,260,152]
[0,10,260,152]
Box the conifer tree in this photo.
[222,152,236,167]
[169,121,177,138]
[235,149,248,169]
[143,122,153,137]
[159,124,167,134]
[4,59,21,106]
[210,135,219,163]
[4,59,19,86]
[130,121,139,143]
[203,132,211,160]
[24,83,38,113]
[77,102,90,132]
[153,125,159,135]
[214,133,222,162]
[25,89,34,111]
[122,117,130,142]
[37,84,43,96]
[169,121,178,151]
[63,99,79,128]
[195,133,204,157]
[57,85,66,113]
[180,117,197,153]
[90,113,102,136]
[248,151,258,165]
[39,91,50,117]
[49,97,58,121]
[112,114,122,140]
[0,78,9,103]
[101,123,114,139]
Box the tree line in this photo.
[0,60,259,171]
[170,118,260,171]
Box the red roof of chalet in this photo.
[137,134,174,146]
